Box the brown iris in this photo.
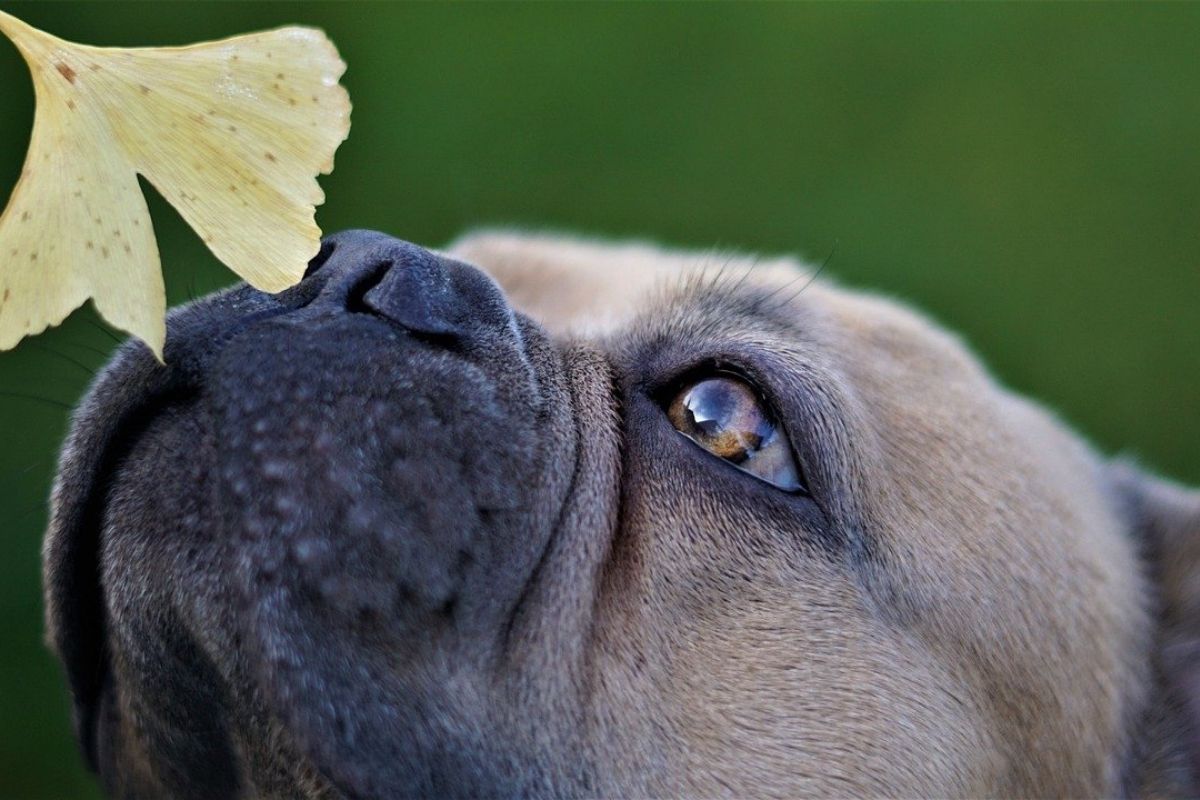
[667,375,804,492]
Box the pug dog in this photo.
[43,229,1200,799]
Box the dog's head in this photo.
[44,230,1200,798]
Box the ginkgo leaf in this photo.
[0,10,351,358]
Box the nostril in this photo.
[303,239,339,279]
[300,231,513,342]
[345,259,394,315]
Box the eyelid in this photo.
[650,358,766,407]
[632,342,839,522]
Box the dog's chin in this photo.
[48,233,596,797]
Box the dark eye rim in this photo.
[652,358,810,496]
[649,358,767,409]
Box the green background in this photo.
[1,2,1197,796]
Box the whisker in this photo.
[724,256,760,297]
[0,456,52,490]
[774,238,839,308]
[753,266,812,309]
[679,248,719,298]
[0,391,76,412]
[696,248,758,299]
[85,318,124,345]
[704,246,735,291]
[15,501,48,526]
[27,342,98,378]
[62,340,113,359]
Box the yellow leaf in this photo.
[0,10,351,358]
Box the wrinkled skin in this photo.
[44,230,1200,798]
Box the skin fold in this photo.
[43,230,1200,798]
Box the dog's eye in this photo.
[667,375,804,493]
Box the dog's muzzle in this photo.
[49,231,581,798]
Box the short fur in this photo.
[44,230,1200,798]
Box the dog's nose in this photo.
[301,229,512,339]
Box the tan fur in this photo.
[445,229,1189,797]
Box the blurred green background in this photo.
[1,2,1197,796]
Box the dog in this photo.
[42,229,1200,798]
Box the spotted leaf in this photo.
[0,10,351,358]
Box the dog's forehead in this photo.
[447,230,986,386]
[447,230,809,337]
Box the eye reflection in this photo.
[667,375,804,493]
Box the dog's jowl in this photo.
[43,230,1200,797]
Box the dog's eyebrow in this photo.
[747,240,839,316]
[676,250,763,302]
[660,271,821,343]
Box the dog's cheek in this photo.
[1109,461,1200,792]
[89,403,246,799]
